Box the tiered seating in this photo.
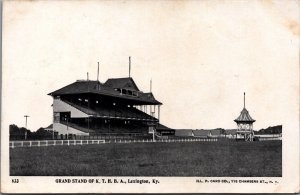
[64,100,157,121]
[61,100,155,138]
[60,120,95,133]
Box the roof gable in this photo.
[104,77,140,91]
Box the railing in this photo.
[9,138,218,148]
[9,140,105,148]
[113,138,218,144]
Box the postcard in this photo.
[1,0,299,193]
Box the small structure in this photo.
[193,130,210,138]
[208,128,224,138]
[175,129,194,137]
[224,129,237,139]
[234,93,256,141]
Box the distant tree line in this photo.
[9,124,53,140]
[255,125,282,135]
[9,124,282,140]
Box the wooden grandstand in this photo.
[48,64,174,139]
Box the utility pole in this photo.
[97,62,100,81]
[66,117,69,140]
[244,92,246,108]
[129,56,131,77]
[24,115,30,140]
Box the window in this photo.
[96,101,99,104]
[53,112,60,123]
[78,98,82,101]
[85,99,88,102]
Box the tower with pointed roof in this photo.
[234,92,256,141]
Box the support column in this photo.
[158,105,160,122]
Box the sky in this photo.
[2,0,299,131]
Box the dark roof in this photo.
[175,129,194,136]
[209,129,222,135]
[48,79,162,105]
[193,130,210,136]
[156,123,172,130]
[225,129,237,135]
[104,77,139,91]
[234,108,255,123]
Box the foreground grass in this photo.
[10,141,281,176]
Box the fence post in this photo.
[38,141,40,147]
[68,140,69,146]
[12,142,14,149]
[46,140,48,146]
[29,141,32,147]
[54,140,56,146]
[21,141,23,147]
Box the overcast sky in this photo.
[2,0,299,131]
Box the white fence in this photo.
[115,138,218,144]
[10,138,218,148]
[9,140,105,148]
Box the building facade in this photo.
[48,77,168,139]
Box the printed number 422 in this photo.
[12,179,19,183]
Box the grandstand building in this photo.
[48,75,173,139]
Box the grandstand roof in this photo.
[234,108,255,124]
[62,99,157,121]
[48,78,162,105]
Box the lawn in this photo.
[10,140,281,177]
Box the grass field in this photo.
[10,140,281,177]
